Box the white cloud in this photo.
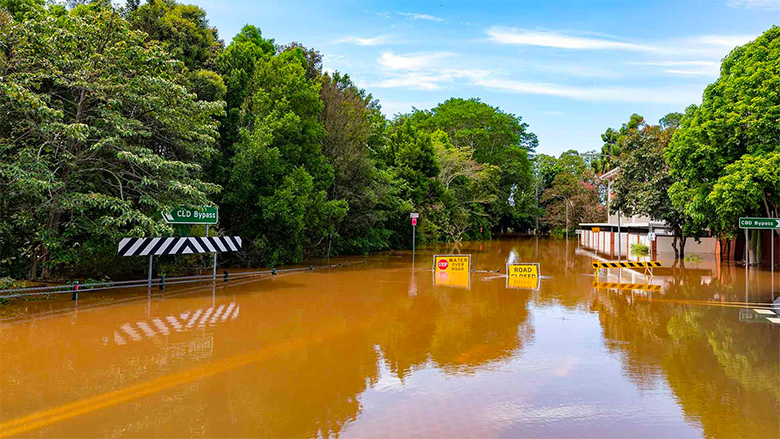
[486,27,758,57]
[486,27,655,51]
[472,77,701,104]
[378,51,453,70]
[398,12,446,22]
[378,100,435,116]
[727,0,780,10]
[628,60,721,76]
[372,69,490,90]
[691,34,756,47]
[336,35,391,46]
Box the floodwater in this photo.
[1,238,778,438]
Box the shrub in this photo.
[630,243,649,256]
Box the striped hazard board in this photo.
[118,236,242,256]
[592,261,661,269]
[592,281,661,292]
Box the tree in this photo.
[212,24,275,183]
[0,2,222,279]
[128,0,222,71]
[318,71,391,254]
[224,48,345,265]
[407,98,537,232]
[667,27,780,242]
[609,114,700,258]
[433,130,499,242]
[541,151,605,235]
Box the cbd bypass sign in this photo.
[506,263,541,290]
[433,254,471,289]
[162,206,218,225]
[739,217,780,229]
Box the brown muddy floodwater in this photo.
[1,238,779,438]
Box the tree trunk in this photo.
[30,247,39,281]
[40,210,62,279]
[679,236,687,260]
[671,236,680,260]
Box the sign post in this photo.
[163,206,220,280]
[410,213,419,261]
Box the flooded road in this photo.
[1,238,779,438]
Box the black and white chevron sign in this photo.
[118,236,242,257]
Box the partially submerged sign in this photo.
[162,206,218,225]
[433,254,471,289]
[506,263,540,290]
[433,254,471,273]
[739,217,780,229]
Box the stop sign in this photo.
[412,218,417,226]
[437,259,449,270]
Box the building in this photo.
[577,167,716,259]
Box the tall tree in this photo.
[666,27,780,241]
[318,71,390,254]
[127,0,222,70]
[609,114,699,258]
[225,48,345,265]
[408,98,537,232]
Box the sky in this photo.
[190,0,778,156]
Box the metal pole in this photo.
[206,224,216,280]
[412,223,416,267]
[148,254,153,288]
[535,165,539,235]
[617,210,621,262]
[745,227,749,304]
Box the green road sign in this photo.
[162,206,218,225]
[739,217,780,229]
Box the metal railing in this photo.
[0,261,363,300]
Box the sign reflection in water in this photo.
[0,238,778,438]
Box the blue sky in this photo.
[191,0,778,156]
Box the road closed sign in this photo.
[433,255,471,273]
[506,263,540,290]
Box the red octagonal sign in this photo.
[437,259,449,270]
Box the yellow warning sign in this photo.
[506,263,540,290]
[592,227,600,233]
[433,255,471,273]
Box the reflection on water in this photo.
[0,238,778,438]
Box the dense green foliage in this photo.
[0,2,222,279]
[0,0,544,280]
